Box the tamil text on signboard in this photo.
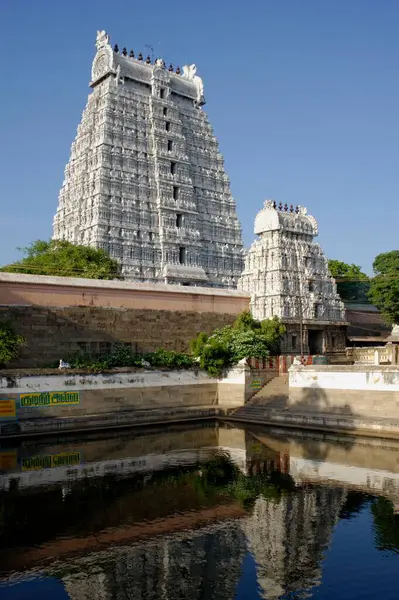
[20,391,80,408]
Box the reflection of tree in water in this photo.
[372,497,399,555]
[339,491,371,521]
[197,453,297,508]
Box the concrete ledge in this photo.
[0,272,250,298]
[224,409,399,440]
[290,364,399,373]
[0,406,223,439]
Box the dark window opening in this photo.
[165,121,171,132]
[168,140,173,152]
[176,214,183,227]
[292,335,297,351]
[331,336,336,349]
[179,247,186,265]
[160,88,166,99]
[170,162,176,175]
[308,280,315,292]
[149,232,153,241]
[173,186,179,200]
[163,107,168,116]
[182,283,190,286]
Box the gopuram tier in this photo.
[53,31,244,287]
[238,200,348,355]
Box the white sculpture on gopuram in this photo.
[182,64,205,105]
[53,31,243,287]
[238,200,347,354]
[96,30,110,50]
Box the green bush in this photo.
[144,348,194,369]
[197,335,233,377]
[66,343,194,371]
[0,325,26,368]
[190,311,286,377]
[189,332,209,356]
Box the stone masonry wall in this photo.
[288,365,399,419]
[0,306,237,368]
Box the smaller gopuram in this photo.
[238,200,347,355]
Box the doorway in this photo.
[308,330,324,355]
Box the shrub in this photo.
[0,325,26,368]
[232,310,262,332]
[66,344,194,371]
[189,332,209,356]
[144,349,194,369]
[197,335,233,377]
[190,312,285,377]
[229,329,272,363]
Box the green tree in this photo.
[232,310,262,332]
[328,260,369,280]
[368,251,399,325]
[328,259,370,302]
[260,316,287,354]
[0,325,26,367]
[1,240,121,280]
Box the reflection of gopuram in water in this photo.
[62,524,246,600]
[242,488,347,599]
[3,423,399,599]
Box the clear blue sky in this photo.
[1,0,398,274]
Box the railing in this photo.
[246,355,327,374]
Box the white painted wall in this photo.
[0,366,246,395]
[0,370,213,395]
[289,367,399,392]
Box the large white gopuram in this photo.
[238,200,347,354]
[53,31,244,286]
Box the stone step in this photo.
[251,374,288,397]
[222,407,399,439]
[248,374,289,408]
[0,405,225,439]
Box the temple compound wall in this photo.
[0,273,249,368]
[289,364,399,418]
[239,200,348,356]
[52,30,244,287]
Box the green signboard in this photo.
[20,391,80,408]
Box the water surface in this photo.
[1,422,399,599]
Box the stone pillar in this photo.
[386,325,399,365]
[374,349,380,365]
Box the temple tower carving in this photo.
[238,200,347,354]
[53,31,244,287]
